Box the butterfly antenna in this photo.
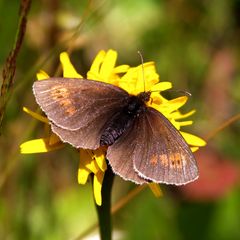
[150,89,192,97]
[137,51,145,92]
[167,89,192,97]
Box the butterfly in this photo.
[33,77,199,185]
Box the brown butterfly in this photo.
[33,78,199,185]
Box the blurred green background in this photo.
[0,0,240,239]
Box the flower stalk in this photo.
[95,165,114,240]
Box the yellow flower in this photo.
[20,49,206,205]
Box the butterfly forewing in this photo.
[132,108,198,185]
[33,78,129,131]
[33,78,129,149]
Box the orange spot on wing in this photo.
[157,152,185,169]
[51,86,70,99]
[150,155,158,165]
[159,154,168,167]
[150,153,168,167]
[169,153,183,169]
[51,86,76,116]
[65,106,77,115]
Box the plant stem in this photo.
[95,166,114,240]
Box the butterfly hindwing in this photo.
[132,108,198,185]
[106,120,148,184]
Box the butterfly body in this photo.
[33,78,199,185]
[100,93,150,146]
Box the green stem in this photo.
[95,166,114,240]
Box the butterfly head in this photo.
[137,91,151,103]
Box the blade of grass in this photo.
[0,0,32,130]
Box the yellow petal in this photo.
[93,149,107,172]
[169,119,181,130]
[161,96,188,113]
[89,50,106,74]
[142,62,159,88]
[191,147,199,152]
[20,138,63,154]
[60,52,83,78]
[48,133,61,145]
[37,70,49,80]
[99,49,117,80]
[150,81,172,92]
[93,171,105,206]
[23,107,49,124]
[171,109,196,119]
[151,97,188,115]
[153,92,168,102]
[95,157,107,172]
[78,167,91,184]
[79,150,100,174]
[128,62,159,93]
[178,120,193,126]
[180,131,206,147]
[87,72,102,81]
[113,65,130,73]
[87,160,101,175]
[148,183,163,198]
[119,64,157,94]
[87,50,118,83]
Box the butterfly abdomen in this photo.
[100,110,134,146]
[100,95,146,146]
